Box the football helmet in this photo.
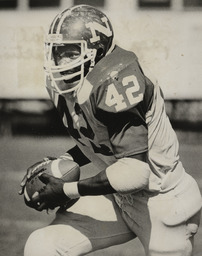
[44,5,114,94]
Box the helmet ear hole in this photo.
[97,48,104,57]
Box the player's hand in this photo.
[31,173,70,211]
[18,156,56,195]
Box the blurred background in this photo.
[0,0,202,255]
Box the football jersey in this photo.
[46,46,181,191]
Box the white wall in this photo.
[0,1,202,99]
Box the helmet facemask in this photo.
[44,36,97,94]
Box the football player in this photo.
[19,5,202,256]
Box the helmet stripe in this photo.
[50,13,61,34]
[56,5,83,34]
[56,12,67,34]
[56,7,76,34]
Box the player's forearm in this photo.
[76,154,149,196]
[78,170,116,196]
[63,156,150,199]
[62,170,115,199]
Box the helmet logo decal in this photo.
[85,17,112,43]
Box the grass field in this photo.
[0,131,202,256]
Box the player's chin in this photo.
[58,76,81,91]
[63,75,80,84]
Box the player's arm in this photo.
[30,152,149,211]
[64,152,150,198]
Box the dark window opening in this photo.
[0,0,17,8]
[74,0,105,8]
[184,0,202,7]
[138,0,171,8]
[29,0,60,8]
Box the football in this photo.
[24,157,80,208]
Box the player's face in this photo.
[53,44,81,81]
[46,43,91,94]
[53,44,81,66]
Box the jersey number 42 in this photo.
[105,75,143,111]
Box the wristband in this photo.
[63,182,80,199]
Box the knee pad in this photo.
[24,229,50,256]
[24,225,93,256]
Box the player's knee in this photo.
[24,229,50,256]
[24,230,40,256]
[24,226,93,256]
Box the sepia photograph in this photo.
[0,0,202,255]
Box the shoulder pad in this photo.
[88,47,146,113]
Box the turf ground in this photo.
[1,131,202,256]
